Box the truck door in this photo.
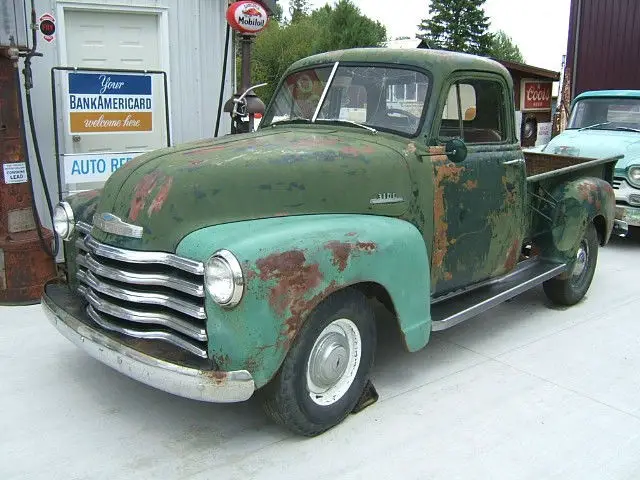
[430,74,527,295]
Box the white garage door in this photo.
[63,9,167,155]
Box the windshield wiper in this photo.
[579,121,611,131]
[316,118,377,134]
[269,117,312,127]
[613,126,640,133]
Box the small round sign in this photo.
[226,1,269,35]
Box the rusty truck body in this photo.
[43,49,623,436]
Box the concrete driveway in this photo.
[2,236,640,479]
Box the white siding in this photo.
[21,0,233,233]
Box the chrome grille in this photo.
[74,222,208,358]
[613,179,622,189]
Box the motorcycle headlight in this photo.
[204,250,244,307]
[629,166,640,187]
[53,202,75,240]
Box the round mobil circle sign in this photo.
[226,1,269,34]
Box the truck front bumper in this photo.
[42,282,255,403]
[616,205,640,228]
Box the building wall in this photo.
[21,0,234,231]
[567,0,640,97]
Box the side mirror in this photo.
[445,138,467,163]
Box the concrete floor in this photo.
[2,235,640,479]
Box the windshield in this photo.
[261,64,430,136]
[567,97,640,131]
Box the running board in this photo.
[431,260,567,331]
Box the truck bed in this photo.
[524,151,622,182]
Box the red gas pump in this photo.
[0,4,57,305]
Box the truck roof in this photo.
[287,48,511,80]
[574,90,640,101]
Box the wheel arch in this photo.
[177,214,432,388]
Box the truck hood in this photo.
[90,127,413,251]
[542,129,640,175]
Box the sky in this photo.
[281,0,572,72]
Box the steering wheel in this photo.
[386,108,420,126]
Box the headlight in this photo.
[53,202,75,240]
[629,166,640,187]
[204,250,244,307]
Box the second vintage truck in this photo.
[43,49,624,436]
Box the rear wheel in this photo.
[543,222,599,306]
[262,289,376,437]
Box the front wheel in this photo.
[262,289,376,436]
[543,222,599,306]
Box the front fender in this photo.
[177,214,431,388]
[535,177,615,264]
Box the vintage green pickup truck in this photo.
[43,49,624,436]
[540,90,640,234]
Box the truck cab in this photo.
[542,90,640,230]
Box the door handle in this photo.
[503,159,524,166]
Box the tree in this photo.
[311,1,386,53]
[487,30,524,63]
[250,0,386,105]
[417,0,492,56]
[289,0,310,23]
[270,3,284,23]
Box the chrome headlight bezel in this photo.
[628,166,640,188]
[53,201,75,240]
[204,249,244,308]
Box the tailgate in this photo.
[524,151,623,182]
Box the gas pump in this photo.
[1,0,57,304]
[223,1,272,134]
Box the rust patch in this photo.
[129,171,162,221]
[463,179,478,190]
[577,181,599,204]
[341,145,376,157]
[432,159,465,277]
[404,142,417,157]
[256,250,323,317]
[205,370,228,385]
[355,241,376,252]
[444,272,453,281]
[325,241,351,272]
[504,239,520,271]
[346,232,357,237]
[147,176,173,217]
[325,240,377,272]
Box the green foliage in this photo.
[487,30,524,63]
[417,0,491,56]
[248,0,386,106]
[289,0,310,24]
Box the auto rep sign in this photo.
[521,80,553,111]
[68,73,153,134]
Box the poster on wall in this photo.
[520,80,553,112]
[536,122,552,146]
[67,73,153,134]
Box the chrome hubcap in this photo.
[572,241,589,278]
[306,318,361,406]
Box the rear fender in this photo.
[534,177,615,265]
[177,214,431,388]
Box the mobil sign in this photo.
[521,80,553,111]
